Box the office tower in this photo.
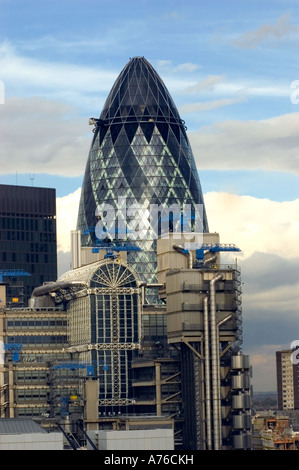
[276,350,299,410]
[77,56,208,301]
[0,184,57,305]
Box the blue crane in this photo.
[0,269,31,283]
[181,243,241,262]
[91,244,142,258]
[4,343,23,362]
[195,243,241,261]
[84,226,142,258]
[52,362,95,376]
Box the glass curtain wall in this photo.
[77,57,208,302]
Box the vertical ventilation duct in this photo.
[210,273,223,450]
[204,295,212,450]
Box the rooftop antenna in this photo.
[29,174,35,186]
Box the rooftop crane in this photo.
[4,343,23,362]
[0,269,31,283]
[84,226,142,258]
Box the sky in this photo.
[0,0,299,392]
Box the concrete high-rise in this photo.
[276,349,299,410]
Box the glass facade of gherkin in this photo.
[77,57,208,296]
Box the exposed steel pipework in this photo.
[204,295,212,450]
[172,244,193,269]
[210,273,223,450]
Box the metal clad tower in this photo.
[77,57,208,296]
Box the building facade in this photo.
[0,300,74,420]
[156,233,251,450]
[57,258,143,412]
[276,349,299,410]
[0,184,57,306]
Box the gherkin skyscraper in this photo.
[77,57,208,294]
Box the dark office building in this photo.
[0,184,57,305]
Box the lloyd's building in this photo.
[35,57,251,450]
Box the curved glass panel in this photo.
[90,262,137,288]
[77,57,208,299]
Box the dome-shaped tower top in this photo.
[100,56,183,128]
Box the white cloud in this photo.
[180,94,246,113]
[162,11,181,21]
[56,187,81,253]
[183,75,225,94]
[232,13,299,49]
[204,191,299,260]
[0,40,116,101]
[157,59,200,74]
[0,96,90,176]
[174,63,201,73]
[246,344,283,391]
[55,189,299,263]
[189,113,299,174]
[157,59,172,69]
[15,34,116,54]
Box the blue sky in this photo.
[0,0,299,391]
[1,0,298,199]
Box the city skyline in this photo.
[0,0,299,391]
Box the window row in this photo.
[0,217,55,232]
[7,320,67,329]
[7,336,68,344]
[0,231,56,242]
[1,252,56,264]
